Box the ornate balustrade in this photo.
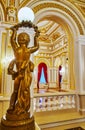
[34,92,76,112]
[0,92,77,120]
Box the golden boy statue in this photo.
[7,21,39,115]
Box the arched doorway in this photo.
[32,1,85,91]
[37,62,48,89]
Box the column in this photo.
[75,35,85,114]
[48,67,52,87]
[52,67,57,87]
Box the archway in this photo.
[30,0,85,90]
[26,0,85,91]
[37,62,48,89]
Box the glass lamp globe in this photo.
[18,7,35,22]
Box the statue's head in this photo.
[18,32,30,47]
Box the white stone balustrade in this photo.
[34,92,76,112]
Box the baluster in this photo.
[65,96,68,109]
[67,95,72,108]
[55,96,58,110]
[57,96,61,109]
[36,98,41,112]
[47,97,52,111]
[71,95,75,108]
[33,98,36,112]
[63,96,67,109]
[59,96,64,109]
[52,96,57,110]
[45,97,48,111]
[42,97,46,111]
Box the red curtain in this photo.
[37,63,48,89]
[58,65,62,88]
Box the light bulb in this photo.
[18,7,35,22]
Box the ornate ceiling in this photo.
[37,20,62,44]
[0,0,85,45]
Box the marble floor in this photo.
[34,111,85,130]
[34,88,68,94]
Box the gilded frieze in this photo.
[33,2,84,34]
[38,21,54,34]
[39,32,60,43]
[0,0,6,8]
[52,33,60,41]
[19,0,31,8]
[67,0,85,17]
[75,5,85,18]
[68,0,85,4]
[39,35,50,43]
[0,1,6,21]
[34,56,51,67]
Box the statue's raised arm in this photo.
[10,26,18,52]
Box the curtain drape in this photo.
[58,65,62,88]
[37,63,48,89]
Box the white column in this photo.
[52,67,57,87]
[0,24,12,96]
[75,35,85,93]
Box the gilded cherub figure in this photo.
[7,21,39,115]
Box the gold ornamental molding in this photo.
[75,5,85,18]
[32,2,84,34]
[0,64,2,93]
[34,57,51,67]
[0,1,6,21]
[6,6,17,11]
[19,0,31,9]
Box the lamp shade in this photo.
[18,7,35,22]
